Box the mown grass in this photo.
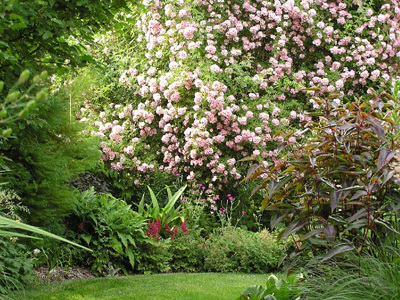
[11,273,268,300]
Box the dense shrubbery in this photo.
[81,0,400,215]
[1,0,400,298]
[203,226,290,273]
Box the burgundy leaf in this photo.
[321,244,355,261]
[324,225,336,243]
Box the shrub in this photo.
[168,232,205,273]
[0,238,34,296]
[81,0,400,210]
[135,224,205,274]
[1,87,100,225]
[203,226,290,273]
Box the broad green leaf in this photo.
[162,185,186,216]
[240,285,267,300]
[117,232,128,248]
[110,236,124,255]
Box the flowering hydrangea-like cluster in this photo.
[83,0,400,198]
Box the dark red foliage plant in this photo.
[244,81,400,261]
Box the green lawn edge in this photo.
[11,273,269,300]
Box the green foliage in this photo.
[237,273,302,300]
[134,241,173,274]
[69,188,150,274]
[203,226,290,273]
[0,238,34,296]
[137,185,186,229]
[0,212,90,297]
[135,231,206,274]
[298,248,400,299]
[168,233,205,273]
[246,83,400,259]
[1,88,100,224]
[0,215,91,251]
[0,0,129,82]
[0,70,48,144]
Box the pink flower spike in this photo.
[228,197,233,200]
[242,211,246,214]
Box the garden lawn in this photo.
[11,273,268,300]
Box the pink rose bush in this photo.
[82,0,400,198]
